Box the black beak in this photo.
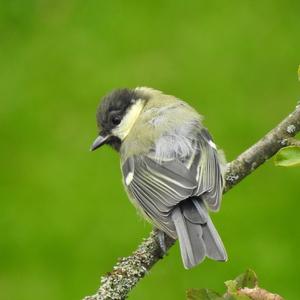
[90,133,111,151]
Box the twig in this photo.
[238,287,283,300]
[224,103,300,191]
[285,137,300,147]
[83,104,300,300]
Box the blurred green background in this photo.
[0,1,299,299]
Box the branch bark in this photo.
[84,104,300,300]
[238,287,283,300]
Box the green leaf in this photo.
[298,65,300,81]
[223,271,256,300]
[186,270,258,300]
[224,280,237,293]
[234,269,258,289]
[274,146,300,167]
[224,294,251,300]
[223,294,251,300]
[186,288,223,300]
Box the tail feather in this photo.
[172,206,205,268]
[195,200,227,261]
[171,198,227,269]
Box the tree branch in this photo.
[83,104,300,300]
[238,287,283,300]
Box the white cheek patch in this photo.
[125,172,134,185]
[208,140,217,150]
[112,99,145,140]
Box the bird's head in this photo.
[90,88,150,151]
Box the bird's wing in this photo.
[122,155,197,236]
[193,128,224,211]
[121,128,223,236]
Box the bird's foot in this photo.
[154,229,167,255]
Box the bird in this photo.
[91,87,227,269]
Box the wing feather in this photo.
[121,127,224,235]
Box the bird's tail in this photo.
[171,197,227,269]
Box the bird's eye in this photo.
[111,115,121,125]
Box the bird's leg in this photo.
[154,228,167,254]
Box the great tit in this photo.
[91,87,227,269]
